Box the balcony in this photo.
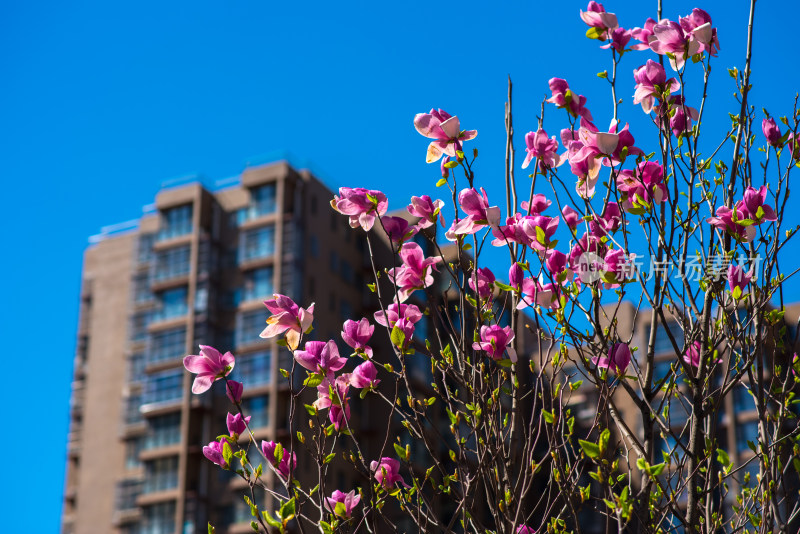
[238,183,277,224]
[157,205,193,242]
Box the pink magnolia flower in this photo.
[679,8,719,56]
[522,129,563,170]
[521,194,552,215]
[407,195,444,229]
[226,412,251,437]
[648,20,700,70]
[561,128,601,198]
[600,27,631,53]
[580,1,619,40]
[578,118,643,167]
[225,380,243,404]
[472,324,517,362]
[445,188,502,240]
[331,187,389,231]
[683,341,702,368]
[517,277,561,310]
[393,317,417,352]
[380,216,417,245]
[658,96,699,138]
[790,134,800,161]
[617,161,668,212]
[589,202,623,237]
[547,78,593,120]
[341,318,374,357]
[727,265,753,297]
[509,262,524,292]
[203,439,229,469]
[325,490,361,519]
[414,109,478,163]
[350,360,380,389]
[762,118,782,148]
[517,527,536,534]
[630,18,657,50]
[370,457,408,489]
[546,249,569,277]
[261,440,296,479]
[260,294,315,350]
[633,60,680,114]
[440,156,451,178]
[569,232,606,269]
[294,340,348,376]
[386,242,441,302]
[469,267,496,301]
[562,205,582,230]
[707,207,756,243]
[593,343,631,375]
[491,213,560,252]
[736,186,777,224]
[184,345,235,394]
[374,302,423,329]
[602,249,637,286]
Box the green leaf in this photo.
[304,372,324,388]
[716,448,731,467]
[334,501,347,517]
[436,178,447,187]
[579,440,601,459]
[263,511,282,528]
[274,443,284,463]
[222,441,233,466]
[390,325,406,350]
[585,27,603,40]
[304,404,318,416]
[280,497,296,521]
[394,442,407,460]
[320,521,334,534]
[542,410,555,424]
[444,160,459,169]
[208,523,216,534]
[324,452,336,464]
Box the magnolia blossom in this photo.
[562,205,582,230]
[578,118,643,167]
[294,340,348,376]
[261,440,297,479]
[517,277,561,310]
[630,18,657,50]
[633,60,680,114]
[562,128,600,198]
[226,412,251,437]
[380,216,417,245]
[183,345,235,394]
[762,118,782,148]
[683,341,702,368]
[509,263,524,292]
[522,129,563,170]
[589,202,622,237]
[736,186,777,224]
[617,161,667,211]
[602,249,637,286]
[679,8,719,56]
[225,380,243,404]
[580,1,619,40]
[440,156,451,178]
[491,213,560,252]
[350,360,380,389]
[445,188,502,240]
[313,376,352,431]
[414,108,477,163]
[325,490,361,519]
[547,78,593,120]
[521,194,552,214]
[728,265,753,297]
[341,318,374,357]
[593,343,631,375]
[393,317,417,352]
[374,302,423,329]
[260,294,315,350]
[517,527,536,534]
[468,267,496,301]
[660,96,699,138]
[331,187,389,231]
[407,195,444,229]
[472,325,517,362]
[649,20,700,70]
[203,439,229,469]
[707,206,756,243]
[386,242,441,302]
[600,27,632,53]
[371,457,408,489]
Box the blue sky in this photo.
[1,0,797,530]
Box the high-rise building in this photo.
[62,161,394,534]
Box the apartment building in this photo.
[62,161,396,534]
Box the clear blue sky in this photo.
[1,0,797,530]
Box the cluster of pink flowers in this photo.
[707,186,777,243]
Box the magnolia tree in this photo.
[184,1,800,532]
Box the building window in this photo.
[734,385,754,412]
[241,395,270,429]
[239,183,277,222]
[115,479,142,512]
[147,327,186,366]
[736,421,760,454]
[650,321,684,355]
[143,456,179,494]
[240,225,275,262]
[144,413,181,450]
[153,287,188,322]
[137,233,156,264]
[243,267,274,302]
[143,369,183,407]
[237,351,272,387]
[133,273,153,304]
[141,501,176,534]
[158,204,193,241]
[125,438,142,470]
[340,259,354,285]
[236,310,267,347]
[154,245,190,281]
[652,359,673,383]
[124,393,143,425]
[130,311,151,343]
[128,353,146,384]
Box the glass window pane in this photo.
[153,287,188,322]
[236,351,272,387]
[154,246,190,281]
[141,501,176,534]
[147,327,186,365]
[240,226,275,262]
[144,413,181,450]
[159,204,193,240]
[240,395,270,429]
[243,267,274,302]
[142,456,179,494]
[143,369,183,406]
[236,310,267,347]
